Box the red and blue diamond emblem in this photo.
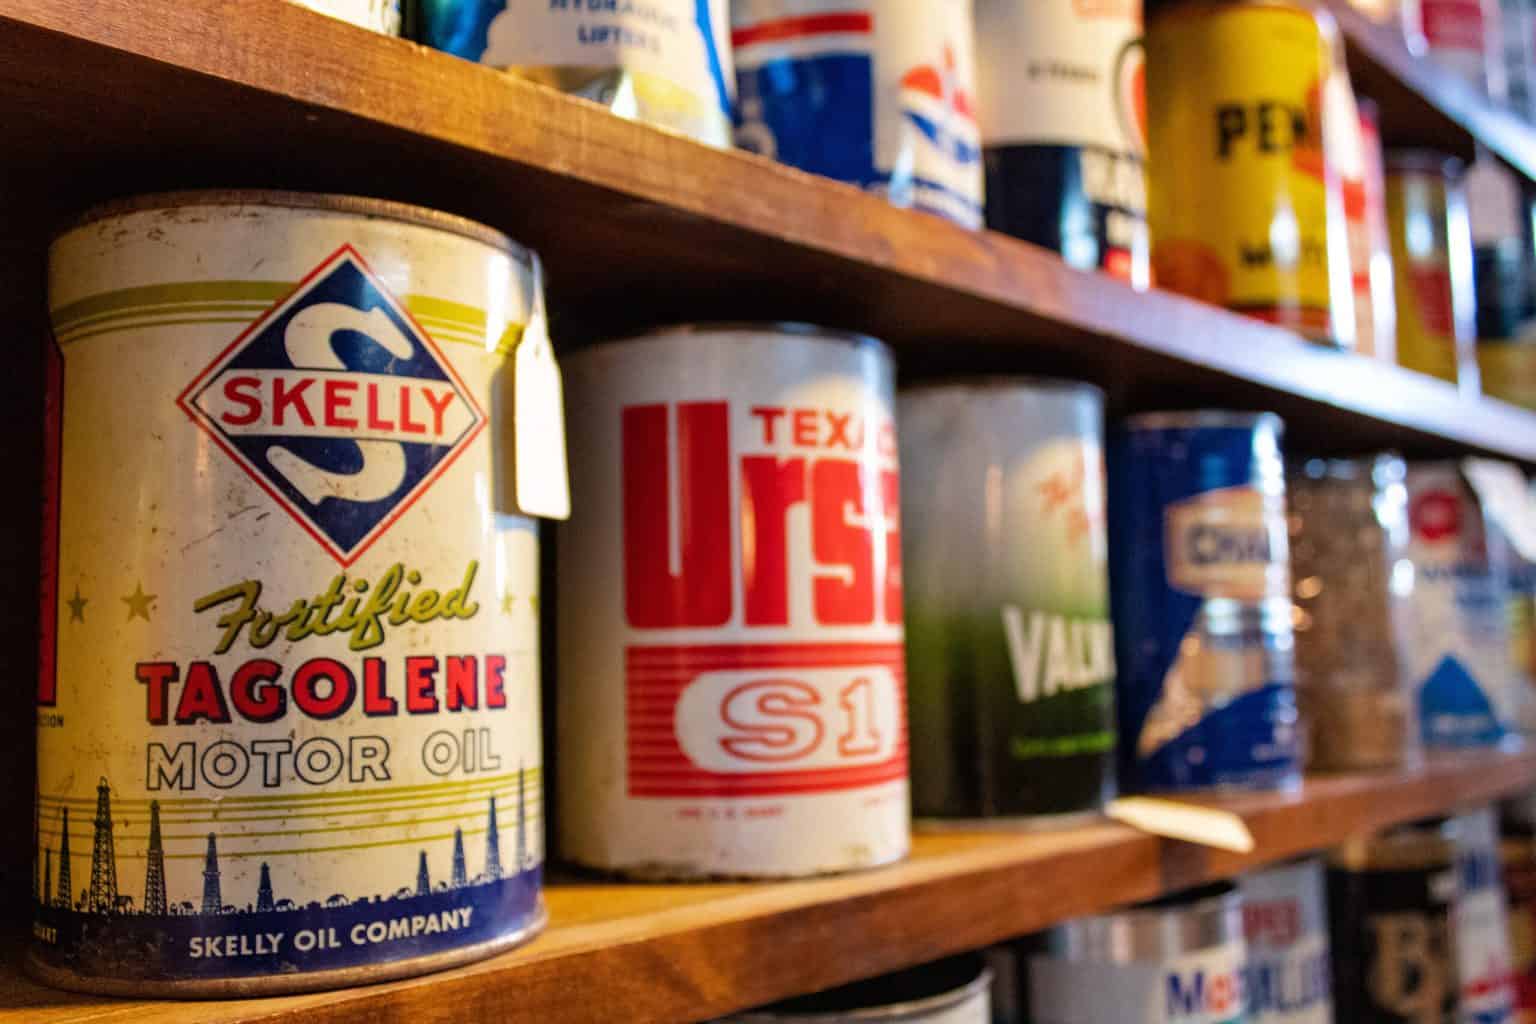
[177,245,485,567]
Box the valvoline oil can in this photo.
[975,0,1149,286]
[1107,412,1300,794]
[731,0,984,228]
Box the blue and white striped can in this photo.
[731,0,984,227]
[1107,412,1300,793]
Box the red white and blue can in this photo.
[1107,412,1300,793]
[731,0,985,228]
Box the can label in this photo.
[1329,852,1458,1023]
[1030,942,1248,1023]
[732,0,984,227]
[1110,420,1298,793]
[1388,166,1474,385]
[414,0,734,147]
[1242,862,1334,1024]
[33,203,544,985]
[1407,466,1515,749]
[292,0,400,34]
[1421,0,1490,84]
[559,331,908,877]
[900,387,1116,820]
[1452,809,1518,1023]
[975,0,1149,282]
[1147,3,1342,338]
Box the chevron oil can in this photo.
[558,324,909,878]
[30,192,552,995]
[1107,412,1301,794]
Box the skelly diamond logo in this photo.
[178,245,485,566]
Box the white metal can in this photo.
[1029,887,1248,1023]
[1446,807,1518,1022]
[1240,860,1334,1024]
[290,0,401,34]
[32,192,547,996]
[558,324,908,878]
[729,955,992,1023]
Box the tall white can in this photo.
[1240,860,1334,1023]
[558,324,909,878]
[33,193,548,996]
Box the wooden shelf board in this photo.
[0,0,1534,464]
[4,750,1535,1024]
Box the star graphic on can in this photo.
[66,585,87,624]
[122,582,157,621]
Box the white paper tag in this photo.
[1106,797,1257,853]
[1463,457,1536,562]
[511,255,570,521]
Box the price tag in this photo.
[509,254,570,521]
[1106,797,1256,853]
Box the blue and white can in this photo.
[411,0,735,148]
[1240,859,1333,1024]
[731,0,984,228]
[1108,412,1300,793]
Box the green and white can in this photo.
[899,379,1117,825]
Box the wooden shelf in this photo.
[4,750,1533,1024]
[1325,0,1536,179]
[1,0,1535,465]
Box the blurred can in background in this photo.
[1502,796,1536,1020]
[900,380,1116,825]
[729,955,992,1023]
[1028,886,1247,1023]
[410,0,735,147]
[1329,828,1457,1022]
[1240,859,1334,1023]
[1406,462,1517,750]
[1446,807,1518,1022]
[1108,412,1300,794]
[1353,101,1400,362]
[1146,0,1355,348]
[975,0,1149,286]
[1287,455,1419,772]
[731,0,984,227]
[1385,151,1479,391]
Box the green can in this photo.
[899,379,1117,824]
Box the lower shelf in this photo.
[8,749,1535,1024]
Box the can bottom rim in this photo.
[24,902,548,1000]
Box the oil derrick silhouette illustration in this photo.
[451,829,467,887]
[202,834,222,914]
[56,808,71,908]
[416,852,431,897]
[144,800,167,915]
[88,777,117,913]
[515,763,528,871]
[257,863,274,912]
[485,795,502,880]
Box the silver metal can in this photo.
[1240,859,1334,1023]
[1030,886,1248,1023]
[729,955,992,1023]
[558,324,909,878]
[290,0,401,34]
[32,192,548,995]
[899,379,1116,825]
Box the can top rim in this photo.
[731,964,992,1023]
[900,375,1105,399]
[1384,150,1466,176]
[1123,410,1284,432]
[585,322,892,356]
[56,191,525,256]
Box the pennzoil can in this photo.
[1146,0,1356,348]
[30,192,553,996]
[557,324,909,879]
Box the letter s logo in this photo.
[718,680,823,762]
[267,303,408,505]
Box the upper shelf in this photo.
[2,0,1536,463]
[8,749,1536,1024]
